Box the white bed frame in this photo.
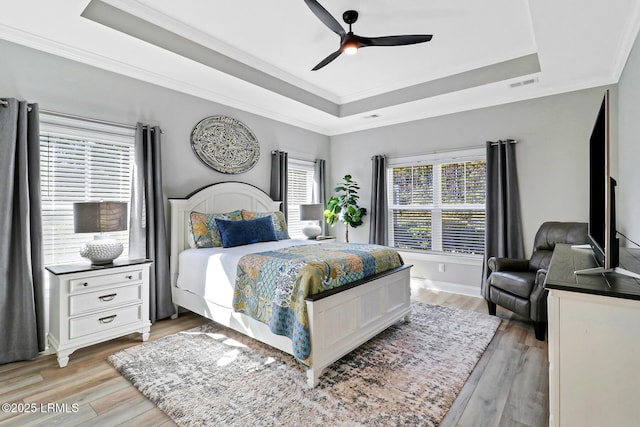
[169,182,411,387]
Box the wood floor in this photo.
[0,288,549,426]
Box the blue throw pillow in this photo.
[215,216,278,248]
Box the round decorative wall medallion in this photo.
[190,116,260,174]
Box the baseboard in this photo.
[410,277,481,298]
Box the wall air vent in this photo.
[509,77,539,88]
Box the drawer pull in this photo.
[82,282,89,287]
[98,314,117,324]
[126,275,133,280]
[98,293,117,302]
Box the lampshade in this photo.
[73,202,128,233]
[299,203,323,239]
[73,201,127,265]
[299,204,324,221]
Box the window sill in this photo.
[397,250,483,267]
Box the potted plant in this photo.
[324,174,367,243]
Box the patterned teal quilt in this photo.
[231,242,404,366]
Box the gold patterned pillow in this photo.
[241,210,290,240]
[189,210,243,248]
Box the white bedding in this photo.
[176,238,321,307]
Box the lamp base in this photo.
[80,235,123,265]
[302,223,322,239]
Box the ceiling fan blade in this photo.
[303,0,346,37]
[312,49,343,71]
[358,34,433,47]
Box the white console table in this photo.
[545,244,640,427]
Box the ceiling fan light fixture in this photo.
[343,43,358,55]
[341,32,360,55]
[304,1,432,70]
[342,33,359,55]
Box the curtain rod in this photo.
[41,109,137,131]
[1,101,164,133]
[381,140,517,162]
[385,143,487,161]
[488,140,518,146]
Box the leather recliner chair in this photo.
[484,221,588,340]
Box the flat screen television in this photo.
[588,90,617,269]
[576,89,640,279]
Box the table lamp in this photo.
[299,203,324,239]
[73,201,128,265]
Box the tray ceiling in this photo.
[1,0,639,135]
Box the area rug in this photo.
[109,302,500,426]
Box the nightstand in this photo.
[46,259,152,368]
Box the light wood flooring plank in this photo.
[124,407,176,427]
[498,346,549,427]
[455,346,522,427]
[77,395,157,427]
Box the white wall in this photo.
[618,30,640,247]
[329,87,613,294]
[0,39,330,199]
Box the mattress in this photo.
[176,238,320,307]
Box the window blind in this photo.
[40,114,135,266]
[287,159,315,237]
[388,152,486,256]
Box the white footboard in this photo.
[305,265,412,387]
[172,264,412,388]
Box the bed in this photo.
[169,182,412,387]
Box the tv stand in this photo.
[545,244,640,427]
[574,265,640,280]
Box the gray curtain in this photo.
[369,154,388,245]
[313,159,327,236]
[129,123,174,322]
[270,150,288,221]
[0,98,45,363]
[482,140,524,299]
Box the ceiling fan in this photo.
[303,0,433,71]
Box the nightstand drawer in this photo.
[69,270,142,292]
[69,304,142,339]
[69,284,141,316]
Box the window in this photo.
[287,159,315,237]
[40,114,135,266]
[388,149,486,256]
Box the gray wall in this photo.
[618,30,640,247]
[0,39,330,199]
